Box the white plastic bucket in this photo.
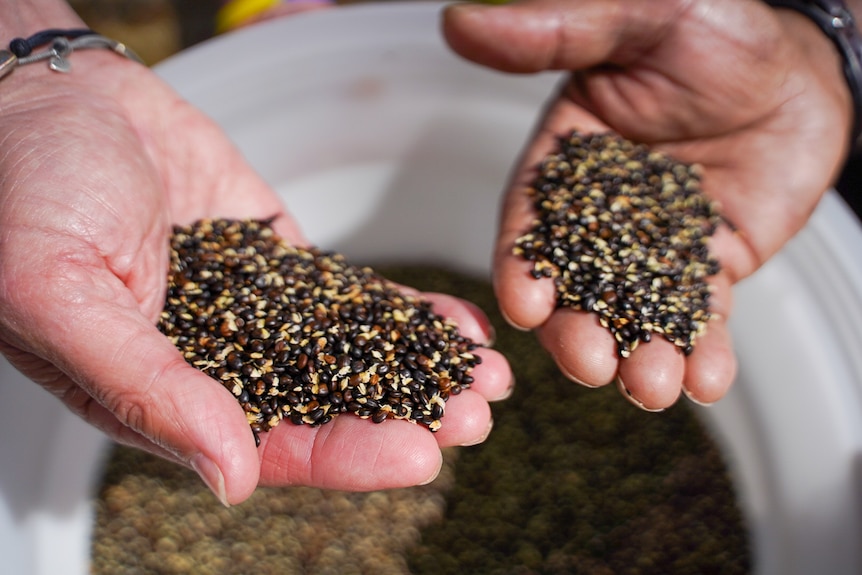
[2,3,861,573]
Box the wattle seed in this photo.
[158,218,480,445]
[513,130,722,358]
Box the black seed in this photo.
[513,130,720,358]
[158,218,480,443]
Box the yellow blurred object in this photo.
[216,0,282,33]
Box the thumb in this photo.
[441,0,690,73]
[17,283,261,505]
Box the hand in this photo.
[0,47,511,504]
[443,0,852,410]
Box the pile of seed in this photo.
[158,219,480,444]
[93,266,749,575]
[91,442,458,575]
[513,130,722,357]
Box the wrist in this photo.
[0,0,91,89]
[0,1,86,39]
[0,34,145,116]
[766,0,861,150]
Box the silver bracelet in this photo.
[0,32,143,81]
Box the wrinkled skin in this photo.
[443,0,853,411]
[0,36,511,505]
[0,0,853,505]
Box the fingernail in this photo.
[616,377,665,413]
[191,453,230,507]
[498,306,530,332]
[461,416,494,447]
[458,299,497,346]
[493,374,516,401]
[419,451,444,485]
[484,323,497,347]
[560,365,600,389]
[682,387,714,407]
[474,319,496,347]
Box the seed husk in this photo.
[158,218,480,445]
[513,130,722,357]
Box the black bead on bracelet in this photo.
[764,0,862,148]
[8,28,95,58]
[0,27,142,81]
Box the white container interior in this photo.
[2,3,862,573]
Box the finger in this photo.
[14,271,261,505]
[682,318,737,405]
[391,291,514,401]
[421,292,496,345]
[494,101,608,331]
[442,0,683,73]
[252,381,494,489]
[48,379,191,467]
[0,342,190,467]
[493,224,557,330]
[616,338,685,411]
[536,308,619,387]
[499,104,619,384]
[682,267,737,404]
[494,244,558,330]
[613,246,734,410]
[612,246,734,410]
[80,322,260,505]
[257,414,443,489]
[469,348,515,402]
[431,388,493,447]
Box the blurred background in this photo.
[68,0,196,65]
[67,0,375,64]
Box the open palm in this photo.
[0,52,510,504]
[444,0,852,409]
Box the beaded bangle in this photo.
[764,0,862,147]
[0,28,142,82]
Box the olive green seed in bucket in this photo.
[158,218,481,445]
[93,266,749,575]
[514,130,722,357]
[92,441,458,575]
